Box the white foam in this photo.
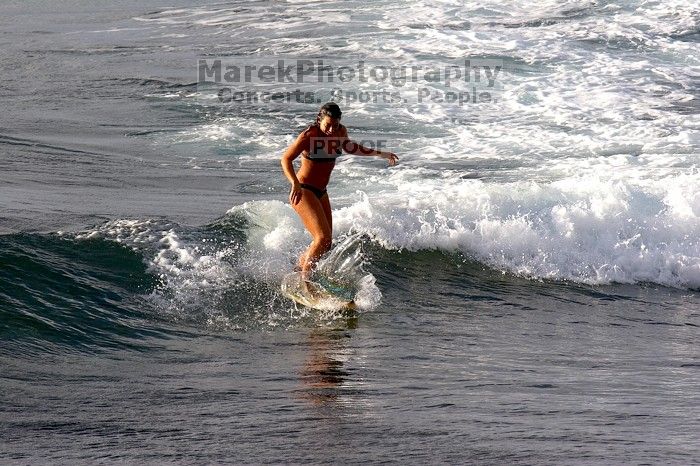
[137,1,700,289]
[326,172,700,288]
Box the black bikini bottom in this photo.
[299,183,327,199]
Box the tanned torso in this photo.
[296,124,347,190]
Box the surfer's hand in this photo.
[381,152,399,166]
[289,182,302,205]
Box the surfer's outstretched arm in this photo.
[339,127,398,166]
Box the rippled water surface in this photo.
[1,0,699,463]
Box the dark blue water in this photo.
[2,231,698,463]
[1,1,699,464]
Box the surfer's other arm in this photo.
[281,128,311,205]
[340,127,398,166]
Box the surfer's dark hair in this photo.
[314,102,342,127]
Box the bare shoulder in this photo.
[297,125,315,142]
[301,124,321,138]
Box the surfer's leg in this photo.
[319,192,332,234]
[292,189,332,277]
[300,193,332,281]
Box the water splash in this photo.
[316,232,382,310]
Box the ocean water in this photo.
[1,0,699,463]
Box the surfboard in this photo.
[280,271,356,311]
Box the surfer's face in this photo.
[319,115,340,135]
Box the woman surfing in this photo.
[280,102,398,291]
